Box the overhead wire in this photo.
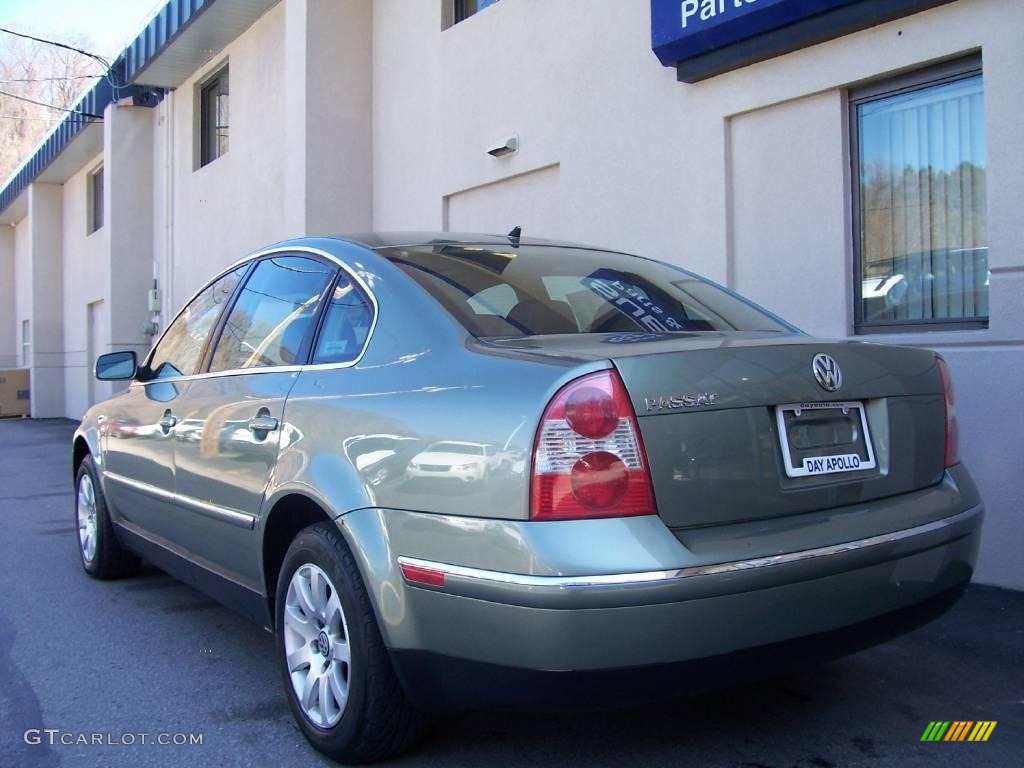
[0,88,104,119]
[0,114,65,121]
[0,26,111,71]
[0,75,103,84]
[0,26,121,101]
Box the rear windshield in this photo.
[380,243,791,337]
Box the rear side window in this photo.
[208,256,334,372]
[147,266,246,379]
[312,275,374,365]
[381,244,790,337]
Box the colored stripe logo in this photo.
[921,721,997,742]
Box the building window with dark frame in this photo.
[88,165,103,233]
[200,66,230,167]
[851,57,988,333]
[448,0,500,27]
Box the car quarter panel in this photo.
[267,239,600,522]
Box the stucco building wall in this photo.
[0,0,1019,586]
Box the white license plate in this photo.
[775,401,877,478]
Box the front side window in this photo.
[209,256,334,372]
[381,244,790,338]
[200,66,229,167]
[148,267,246,380]
[312,274,374,365]
[852,60,987,332]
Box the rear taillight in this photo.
[530,369,656,521]
[935,354,960,467]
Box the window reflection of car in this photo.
[174,418,205,443]
[241,296,320,368]
[407,441,493,483]
[862,246,989,320]
[343,434,422,487]
[105,417,142,438]
[492,448,527,475]
[213,420,274,461]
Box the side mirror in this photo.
[95,351,138,381]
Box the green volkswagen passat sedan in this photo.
[73,233,983,763]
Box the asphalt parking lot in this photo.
[0,417,1020,768]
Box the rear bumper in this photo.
[334,469,982,710]
[391,582,969,711]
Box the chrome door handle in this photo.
[159,412,177,430]
[248,415,279,432]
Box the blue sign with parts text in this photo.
[650,0,859,67]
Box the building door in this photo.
[20,319,30,367]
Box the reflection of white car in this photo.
[407,442,492,483]
[342,434,421,487]
[861,247,990,321]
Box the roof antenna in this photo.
[507,225,522,248]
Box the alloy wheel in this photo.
[77,474,98,563]
[283,563,352,728]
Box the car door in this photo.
[171,254,337,586]
[102,266,246,540]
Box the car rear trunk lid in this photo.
[483,333,946,528]
[613,337,946,528]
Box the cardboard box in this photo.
[0,369,30,418]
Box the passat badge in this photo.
[645,393,718,412]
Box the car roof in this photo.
[333,232,592,250]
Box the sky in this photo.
[2,0,162,59]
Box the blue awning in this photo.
[0,0,224,216]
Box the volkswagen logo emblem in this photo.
[317,630,331,658]
[812,353,842,392]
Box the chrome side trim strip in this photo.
[397,507,980,590]
[103,471,256,530]
[104,471,176,503]
[175,494,257,530]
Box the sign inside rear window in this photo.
[582,270,690,334]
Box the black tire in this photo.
[75,455,141,579]
[276,523,425,763]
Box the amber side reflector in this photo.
[399,562,446,587]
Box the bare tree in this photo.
[0,31,105,183]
